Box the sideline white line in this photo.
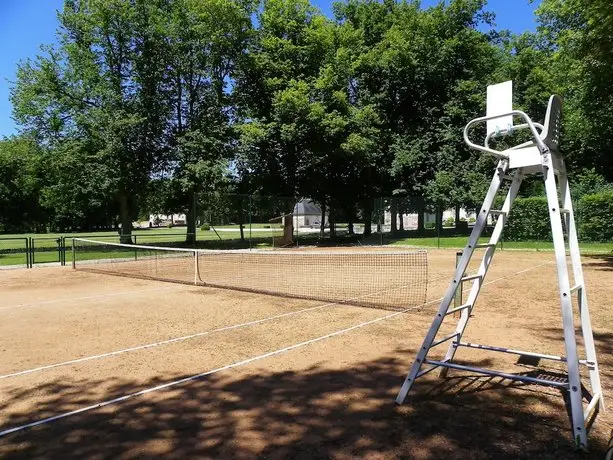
[0,260,551,438]
[1,274,433,380]
[0,302,338,380]
[0,286,186,311]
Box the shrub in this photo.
[504,197,550,241]
[577,191,613,242]
[200,223,210,231]
[443,216,455,227]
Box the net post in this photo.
[71,238,76,269]
[25,237,30,269]
[193,249,199,285]
[453,250,463,317]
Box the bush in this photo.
[443,216,455,227]
[200,223,210,231]
[577,191,613,242]
[504,197,550,241]
[424,222,436,230]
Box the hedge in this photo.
[504,196,551,241]
[501,192,613,242]
[577,191,613,242]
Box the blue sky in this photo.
[0,0,540,137]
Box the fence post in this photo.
[25,237,30,268]
[454,250,463,317]
[30,237,35,266]
[437,203,441,249]
[379,197,383,246]
[71,238,76,269]
[248,195,252,251]
[193,191,198,248]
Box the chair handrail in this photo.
[464,110,548,159]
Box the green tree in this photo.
[0,137,45,232]
[12,0,172,242]
[537,0,613,180]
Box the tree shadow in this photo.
[582,255,613,271]
[0,353,607,459]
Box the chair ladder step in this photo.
[584,392,601,421]
[489,210,507,216]
[474,243,497,249]
[461,274,482,282]
[569,284,583,294]
[430,332,460,349]
[446,303,472,316]
[424,360,570,389]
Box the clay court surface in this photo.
[0,248,611,459]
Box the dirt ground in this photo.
[0,248,611,459]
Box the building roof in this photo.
[293,199,322,216]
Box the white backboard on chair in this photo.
[486,80,513,136]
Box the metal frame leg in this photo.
[542,153,587,450]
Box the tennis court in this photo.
[0,247,611,458]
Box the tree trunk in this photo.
[455,205,461,229]
[417,203,425,233]
[186,196,196,246]
[362,202,372,237]
[118,192,133,244]
[390,199,398,233]
[320,202,326,239]
[399,212,404,231]
[238,205,245,242]
[329,206,336,241]
[436,206,444,232]
[348,221,354,235]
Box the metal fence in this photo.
[0,193,610,269]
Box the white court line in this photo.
[0,286,186,311]
[0,302,338,380]
[0,273,436,380]
[0,260,552,438]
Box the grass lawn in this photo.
[0,227,288,266]
[1,227,610,267]
[388,236,613,253]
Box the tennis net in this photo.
[72,238,427,310]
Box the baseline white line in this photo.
[0,286,186,311]
[0,260,551,438]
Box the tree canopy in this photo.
[2,0,612,236]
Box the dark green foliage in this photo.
[504,197,551,241]
[577,192,613,242]
[2,0,613,240]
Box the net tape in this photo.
[72,238,427,310]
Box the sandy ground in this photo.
[0,248,611,459]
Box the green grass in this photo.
[388,236,613,253]
[2,228,611,267]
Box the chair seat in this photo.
[507,145,542,169]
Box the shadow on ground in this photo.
[583,255,613,271]
[0,352,607,459]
